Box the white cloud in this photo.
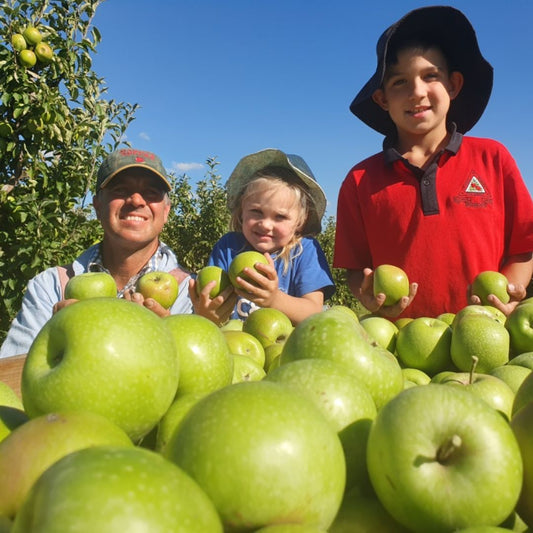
[170,161,204,174]
[139,132,150,141]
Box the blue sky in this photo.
[92,0,533,219]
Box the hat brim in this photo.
[226,149,327,235]
[99,165,171,191]
[350,6,493,136]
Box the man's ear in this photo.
[372,89,389,111]
[448,71,464,100]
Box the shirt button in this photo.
[423,179,430,186]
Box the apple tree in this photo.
[0,0,137,340]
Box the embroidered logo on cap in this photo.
[454,172,492,208]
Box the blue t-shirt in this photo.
[208,232,335,320]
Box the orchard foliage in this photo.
[0,0,137,338]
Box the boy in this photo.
[333,6,533,319]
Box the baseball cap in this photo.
[96,148,171,191]
[226,148,327,235]
[349,6,493,136]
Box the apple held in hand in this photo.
[12,446,223,533]
[373,264,409,306]
[166,381,346,531]
[64,271,117,300]
[228,250,269,288]
[395,317,453,376]
[243,307,293,348]
[164,314,233,395]
[471,270,510,305]
[136,271,178,309]
[196,265,231,298]
[367,384,523,532]
[451,314,510,373]
[0,411,132,519]
[21,298,179,442]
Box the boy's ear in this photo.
[448,71,464,100]
[372,89,389,111]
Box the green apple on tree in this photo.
[164,314,233,395]
[0,411,132,520]
[18,49,36,68]
[21,298,179,442]
[12,446,223,533]
[243,307,293,348]
[280,308,404,410]
[451,313,509,373]
[359,315,398,352]
[395,317,453,376]
[223,330,265,367]
[22,26,42,46]
[34,41,53,64]
[231,353,266,383]
[373,264,409,306]
[10,33,26,51]
[367,384,523,532]
[166,381,346,531]
[506,302,533,355]
[195,265,231,298]
[471,270,510,305]
[136,270,178,309]
[228,250,269,288]
[64,271,117,300]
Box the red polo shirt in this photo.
[333,132,533,318]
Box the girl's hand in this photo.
[125,290,171,317]
[189,278,236,326]
[469,282,527,316]
[358,267,418,318]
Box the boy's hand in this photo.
[469,282,527,316]
[233,253,281,308]
[359,267,418,318]
[125,290,171,317]
[189,278,236,326]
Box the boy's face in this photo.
[372,47,463,142]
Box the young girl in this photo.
[191,148,335,325]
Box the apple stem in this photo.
[469,356,479,384]
[436,434,462,464]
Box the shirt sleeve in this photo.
[0,268,62,358]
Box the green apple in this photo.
[254,526,327,533]
[490,364,531,394]
[243,307,293,348]
[264,342,284,371]
[451,314,510,373]
[166,381,346,531]
[395,317,414,329]
[231,353,266,383]
[22,26,42,46]
[436,312,456,326]
[196,265,231,298]
[219,318,243,331]
[18,49,36,68]
[401,367,431,386]
[228,250,269,288]
[10,33,26,51]
[367,384,523,532]
[452,304,507,327]
[0,381,27,443]
[395,317,453,376]
[506,302,533,355]
[512,370,533,417]
[441,370,515,420]
[64,271,117,300]
[510,400,533,528]
[0,411,132,519]
[327,305,360,323]
[164,314,233,395]
[12,446,223,533]
[223,329,265,367]
[156,392,206,455]
[280,309,404,410]
[471,270,510,305]
[509,351,533,369]
[136,270,178,309]
[359,315,398,352]
[34,41,53,64]
[21,298,179,442]
[373,264,409,306]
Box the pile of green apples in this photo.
[10,25,54,69]
[1,263,533,531]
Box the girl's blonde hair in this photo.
[230,167,311,273]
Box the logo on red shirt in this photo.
[454,173,493,207]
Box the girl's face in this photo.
[240,182,303,254]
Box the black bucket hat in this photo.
[349,6,494,136]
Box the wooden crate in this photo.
[0,354,26,399]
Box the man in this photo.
[0,148,192,358]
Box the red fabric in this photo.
[333,136,533,318]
